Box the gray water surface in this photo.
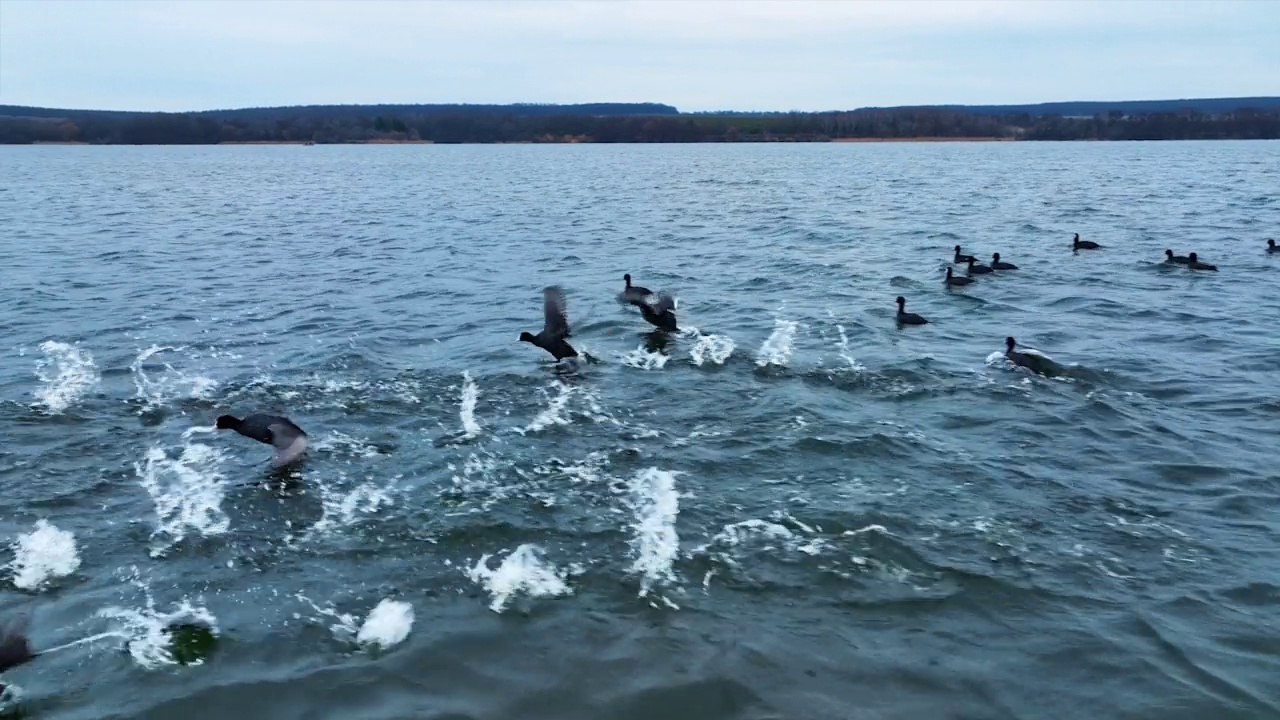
[2,142,1279,720]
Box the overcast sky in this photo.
[1,0,1276,112]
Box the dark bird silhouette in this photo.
[1266,238,1277,253]
[1005,337,1063,377]
[520,286,579,361]
[1164,249,1190,264]
[966,257,994,275]
[0,620,36,675]
[619,274,678,332]
[895,296,928,325]
[216,413,308,467]
[1187,252,1218,271]
[1072,233,1100,250]
[953,245,977,263]
[992,253,1018,270]
[945,267,974,287]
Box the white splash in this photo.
[459,371,482,438]
[689,332,736,366]
[7,519,81,590]
[135,442,230,556]
[756,320,797,367]
[308,473,397,536]
[522,381,575,433]
[131,345,218,410]
[833,323,866,372]
[311,431,384,459]
[627,468,681,599]
[467,544,572,613]
[621,346,670,370]
[96,572,218,669]
[356,598,414,648]
[33,340,99,413]
[294,593,360,638]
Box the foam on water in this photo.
[467,544,572,613]
[294,593,360,638]
[621,345,670,370]
[32,340,99,413]
[307,472,398,536]
[131,345,218,411]
[356,598,414,648]
[311,431,385,459]
[756,320,798,368]
[459,371,482,438]
[519,381,618,434]
[96,570,218,669]
[688,330,736,366]
[626,468,682,602]
[7,519,81,590]
[135,441,230,556]
[833,322,866,373]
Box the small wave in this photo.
[307,472,398,537]
[467,544,573,613]
[135,441,230,557]
[33,340,99,413]
[756,320,797,368]
[459,371,482,438]
[688,330,736,366]
[519,381,618,434]
[7,519,81,590]
[626,468,681,604]
[832,321,866,373]
[311,431,384,459]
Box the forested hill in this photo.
[862,97,1280,117]
[2,98,1279,144]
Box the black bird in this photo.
[619,274,678,332]
[520,285,579,361]
[0,619,36,675]
[1164,249,1190,264]
[1267,238,1277,253]
[216,413,308,467]
[1004,337,1063,377]
[966,257,993,275]
[1072,233,1101,250]
[991,253,1018,270]
[895,296,927,325]
[1187,252,1218,271]
[953,245,977,263]
[945,267,974,287]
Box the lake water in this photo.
[1,141,1278,720]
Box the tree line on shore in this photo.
[2,105,1278,144]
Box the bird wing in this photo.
[267,421,306,451]
[644,291,676,314]
[542,286,570,338]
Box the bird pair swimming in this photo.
[954,246,1019,271]
[1164,249,1218,270]
[520,274,677,362]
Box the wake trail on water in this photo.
[625,467,682,608]
[131,345,218,412]
[467,544,575,613]
[32,340,99,413]
[135,433,230,557]
[6,520,81,590]
[756,319,798,368]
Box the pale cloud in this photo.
[0,0,1275,112]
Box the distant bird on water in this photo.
[953,245,977,263]
[1267,238,1277,253]
[1164,249,1190,264]
[991,253,1018,270]
[0,619,36,676]
[1072,233,1101,250]
[966,257,993,275]
[619,274,678,332]
[944,267,973,287]
[216,413,308,466]
[520,285,579,361]
[1187,252,1218,271]
[895,296,927,325]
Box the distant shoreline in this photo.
[831,136,1013,143]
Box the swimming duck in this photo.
[1267,239,1277,253]
[618,274,652,305]
[1164,249,1189,264]
[520,285,579,361]
[953,245,977,263]
[0,620,35,675]
[991,253,1018,270]
[945,267,973,287]
[895,296,927,325]
[966,257,993,275]
[1072,233,1100,250]
[1187,252,1218,271]
[216,413,308,466]
[1004,337,1062,377]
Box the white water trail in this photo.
[131,345,218,410]
[95,570,218,669]
[467,544,572,613]
[135,441,230,556]
[356,599,414,648]
[688,330,736,366]
[755,320,797,367]
[459,371,481,438]
[626,468,682,602]
[32,340,99,413]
